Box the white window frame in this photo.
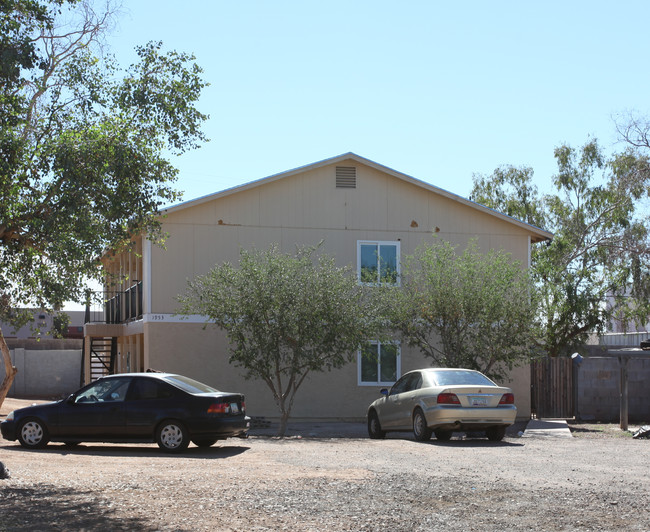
[357,240,401,286]
[357,340,401,386]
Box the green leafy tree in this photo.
[178,244,387,437]
[614,114,650,323]
[393,238,538,381]
[471,165,546,228]
[0,0,208,405]
[471,140,650,357]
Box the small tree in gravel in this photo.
[178,244,386,436]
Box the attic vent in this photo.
[336,166,357,188]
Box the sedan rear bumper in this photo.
[189,415,251,440]
[424,405,517,431]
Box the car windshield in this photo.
[163,375,221,394]
[425,370,495,387]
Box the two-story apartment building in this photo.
[84,153,552,420]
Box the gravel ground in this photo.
[1,399,650,531]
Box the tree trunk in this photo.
[277,409,291,438]
[0,327,17,409]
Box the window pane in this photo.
[360,244,378,283]
[430,370,495,387]
[379,245,398,284]
[109,381,130,402]
[380,344,398,382]
[390,374,409,395]
[360,344,378,382]
[131,379,175,400]
[75,378,131,403]
[164,374,221,394]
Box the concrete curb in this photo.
[522,419,573,438]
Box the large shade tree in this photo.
[392,238,538,382]
[178,244,387,437]
[615,115,650,320]
[0,0,208,405]
[471,140,650,357]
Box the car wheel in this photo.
[367,411,386,439]
[192,439,218,448]
[17,418,50,449]
[434,429,453,441]
[486,426,506,442]
[156,420,190,453]
[412,409,432,442]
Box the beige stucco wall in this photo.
[144,321,531,421]
[151,160,532,312]
[100,157,539,421]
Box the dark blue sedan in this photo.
[1,373,250,453]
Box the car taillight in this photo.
[499,393,515,405]
[437,393,461,404]
[208,402,228,414]
[241,401,246,413]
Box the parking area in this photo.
[2,403,650,531]
[2,398,649,531]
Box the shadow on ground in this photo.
[0,442,250,458]
[0,485,155,531]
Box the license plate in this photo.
[230,402,239,414]
[471,397,488,407]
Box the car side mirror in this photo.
[380,388,388,396]
[66,394,76,404]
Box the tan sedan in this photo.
[367,368,517,442]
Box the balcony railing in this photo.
[85,281,143,324]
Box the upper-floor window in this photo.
[358,241,400,285]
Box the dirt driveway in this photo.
[1,399,650,531]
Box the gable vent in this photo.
[336,166,357,188]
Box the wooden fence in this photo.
[530,357,574,419]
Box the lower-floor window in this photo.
[358,341,400,386]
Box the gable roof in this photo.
[164,152,553,243]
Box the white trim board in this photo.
[143,313,212,324]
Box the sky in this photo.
[106,0,650,204]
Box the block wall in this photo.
[577,357,650,422]
[2,348,82,398]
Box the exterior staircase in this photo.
[89,337,116,381]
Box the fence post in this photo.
[619,355,629,431]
